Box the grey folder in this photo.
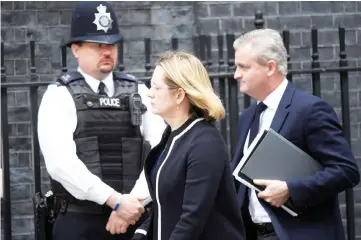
[234,128,323,216]
[239,128,322,182]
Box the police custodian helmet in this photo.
[65,1,121,47]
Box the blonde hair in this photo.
[156,51,225,121]
[233,28,288,76]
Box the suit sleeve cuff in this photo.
[286,179,308,207]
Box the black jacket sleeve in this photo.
[287,100,360,207]
[131,206,153,240]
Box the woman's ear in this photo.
[71,44,80,59]
[175,88,186,105]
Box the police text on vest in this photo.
[99,97,120,107]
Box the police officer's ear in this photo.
[71,43,82,59]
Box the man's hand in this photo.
[253,179,290,207]
[115,194,145,225]
[106,211,129,235]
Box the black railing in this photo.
[1,11,360,240]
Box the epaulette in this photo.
[56,72,84,86]
[113,72,139,83]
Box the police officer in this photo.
[37,1,166,239]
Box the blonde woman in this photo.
[131,52,245,240]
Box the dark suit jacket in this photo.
[232,81,360,240]
[136,118,245,240]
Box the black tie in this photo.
[248,102,267,147]
[98,82,107,96]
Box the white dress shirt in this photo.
[38,68,166,205]
[242,79,288,223]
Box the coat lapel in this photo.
[270,107,289,133]
[270,81,296,133]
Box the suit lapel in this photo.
[270,107,289,133]
[270,81,296,133]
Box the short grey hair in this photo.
[233,28,288,76]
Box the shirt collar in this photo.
[77,67,113,94]
[261,78,288,110]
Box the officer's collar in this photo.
[77,67,113,95]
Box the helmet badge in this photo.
[93,4,113,33]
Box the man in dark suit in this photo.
[231,28,360,240]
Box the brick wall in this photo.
[1,1,361,239]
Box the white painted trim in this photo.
[155,118,204,240]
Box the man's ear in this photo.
[71,44,80,59]
[266,60,277,77]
